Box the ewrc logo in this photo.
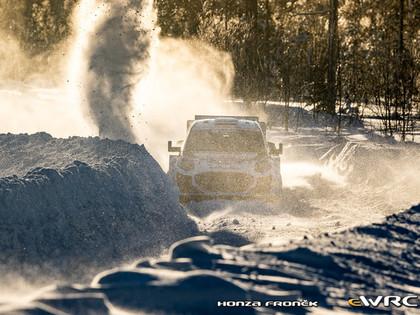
[349,296,419,308]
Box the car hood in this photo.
[190,152,259,163]
[186,152,261,172]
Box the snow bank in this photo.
[3,204,418,314]
[0,133,197,278]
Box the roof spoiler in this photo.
[194,115,259,122]
[188,115,265,135]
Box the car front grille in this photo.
[194,172,254,193]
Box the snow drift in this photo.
[2,204,418,314]
[0,133,197,280]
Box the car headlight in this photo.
[255,158,271,173]
[178,156,195,171]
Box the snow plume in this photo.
[0,9,59,81]
[134,38,235,169]
[0,3,91,138]
[0,0,234,160]
[0,32,28,81]
[79,0,156,143]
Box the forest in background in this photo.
[0,0,419,139]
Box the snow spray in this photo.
[132,38,235,169]
[74,0,235,159]
[0,0,235,166]
[0,3,91,138]
[79,0,156,143]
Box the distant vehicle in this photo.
[168,115,283,205]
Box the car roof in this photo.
[191,118,261,131]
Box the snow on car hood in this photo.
[190,152,260,171]
[191,152,259,163]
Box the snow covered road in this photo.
[0,127,419,314]
[1,205,418,314]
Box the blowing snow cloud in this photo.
[82,0,154,143]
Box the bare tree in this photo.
[326,0,339,114]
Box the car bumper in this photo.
[179,193,279,204]
[176,171,280,204]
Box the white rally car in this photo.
[168,115,282,204]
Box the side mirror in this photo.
[168,141,181,153]
[268,142,283,155]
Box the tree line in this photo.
[156,0,419,139]
[1,0,418,139]
[1,0,76,55]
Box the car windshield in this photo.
[183,128,266,153]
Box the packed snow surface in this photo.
[1,106,419,314]
[1,204,418,314]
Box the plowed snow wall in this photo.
[0,133,197,273]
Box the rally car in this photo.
[168,115,282,204]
